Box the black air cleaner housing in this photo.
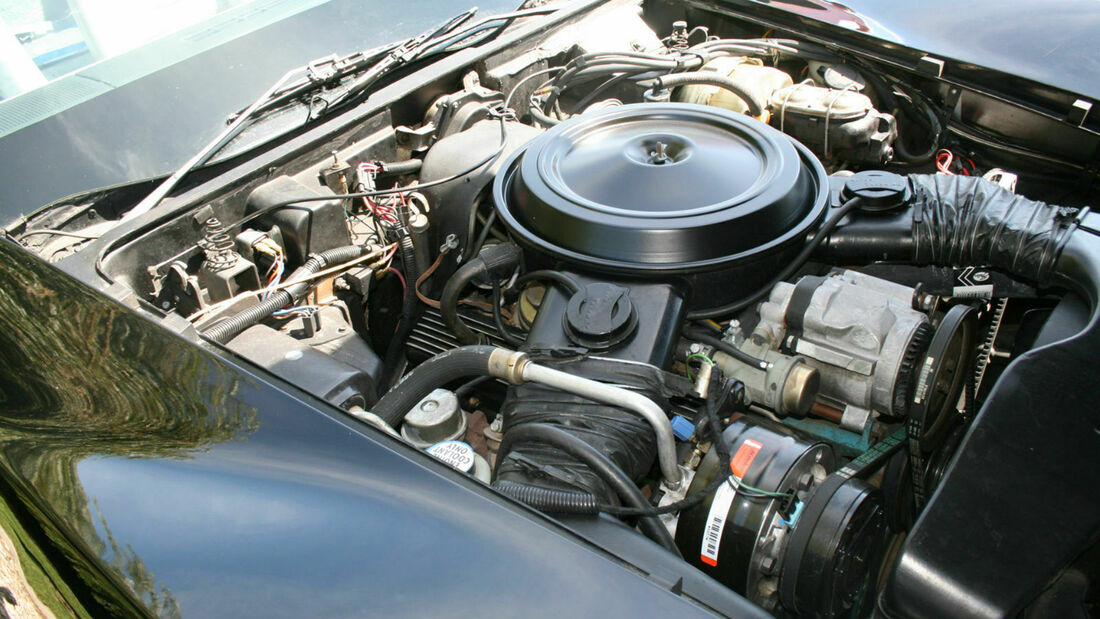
[493,103,828,308]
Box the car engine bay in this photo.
[12,0,1100,616]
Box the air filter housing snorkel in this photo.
[493,103,829,308]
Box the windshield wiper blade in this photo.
[120,10,480,223]
[122,6,559,223]
[321,8,478,111]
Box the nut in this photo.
[760,556,777,574]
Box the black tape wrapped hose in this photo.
[495,358,661,504]
[371,345,496,427]
[910,174,1079,283]
[497,423,681,556]
[647,72,765,117]
[822,174,1082,285]
[202,244,368,344]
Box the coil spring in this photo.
[669,21,690,51]
[198,217,237,272]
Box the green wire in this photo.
[688,353,715,366]
[685,351,787,499]
[685,353,714,379]
[733,479,790,498]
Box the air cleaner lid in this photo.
[494,103,826,273]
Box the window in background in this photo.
[0,0,260,101]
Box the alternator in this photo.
[755,269,931,431]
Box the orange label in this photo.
[730,439,763,478]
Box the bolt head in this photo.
[760,556,777,574]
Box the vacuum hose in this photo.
[440,243,522,345]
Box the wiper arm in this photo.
[321,8,478,111]
[122,62,308,222]
[121,9,478,223]
[123,5,557,222]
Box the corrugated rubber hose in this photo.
[821,174,1082,285]
[202,244,369,344]
[496,423,681,556]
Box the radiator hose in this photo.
[371,345,497,427]
[202,244,369,344]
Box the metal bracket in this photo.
[917,55,945,77]
[1069,99,1093,126]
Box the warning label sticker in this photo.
[427,441,475,472]
[730,439,763,478]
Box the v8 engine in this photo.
[42,2,1096,616]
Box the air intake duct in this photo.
[821,172,1082,284]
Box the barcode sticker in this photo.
[913,357,936,404]
[700,482,737,566]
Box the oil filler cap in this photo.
[841,170,911,212]
[563,282,638,350]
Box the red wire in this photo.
[266,260,282,284]
[936,150,953,175]
[961,157,976,176]
[363,196,396,223]
[386,267,406,297]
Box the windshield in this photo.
[0,0,333,129]
[0,0,519,220]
